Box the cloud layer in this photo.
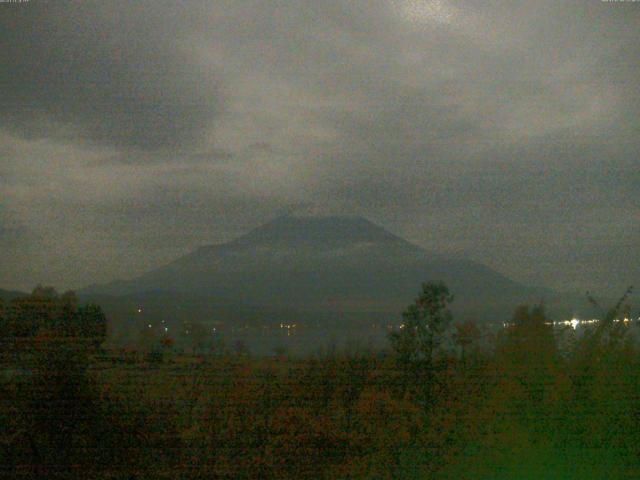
[1,0,638,295]
[1,1,220,150]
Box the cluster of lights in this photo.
[613,318,633,324]
[138,309,638,337]
[554,318,583,330]
[279,323,297,336]
[552,317,637,330]
[147,317,170,328]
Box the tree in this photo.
[389,282,453,382]
[496,304,562,417]
[77,303,107,349]
[500,304,557,365]
[2,288,107,351]
[453,320,481,361]
[0,297,6,332]
[2,287,109,476]
[180,321,209,355]
[233,339,249,356]
[0,297,8,357]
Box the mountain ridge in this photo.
[79,215,555,324]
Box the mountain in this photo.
[0,288,28,302]
[81,215,562,325]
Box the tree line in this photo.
[0,283,638,478]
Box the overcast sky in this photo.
[1,0,638,295]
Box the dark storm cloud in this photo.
[0,0,638,294]
[0,1,220,151]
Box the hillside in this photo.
[0,288,27,302]
[80,215,568,325]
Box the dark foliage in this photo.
[1,283,638,479]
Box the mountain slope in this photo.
[82,215,551,323]
[0,288,28,302]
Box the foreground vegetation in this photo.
[1,284,639,479]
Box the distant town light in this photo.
[571,319,579,330]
